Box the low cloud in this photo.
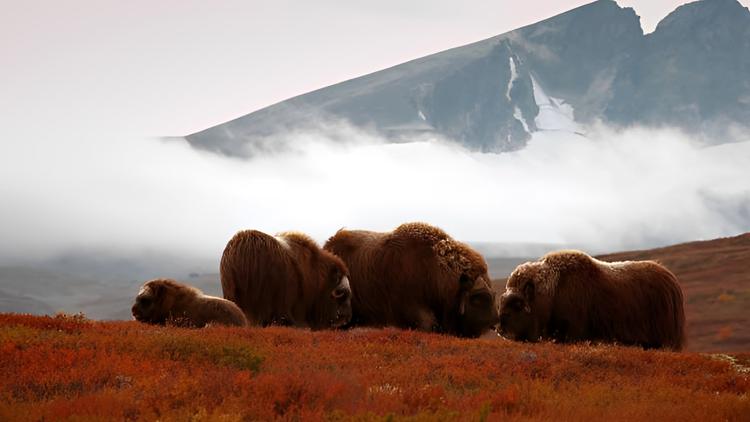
[1,121,748,266]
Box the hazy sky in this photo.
[2,0,749,264]
[3,0,748,136]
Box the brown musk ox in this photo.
[498,250,686,351]
[132,278,247,327]
[220,229,352,329]
[323,222,499,338]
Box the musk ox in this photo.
[323,222,499,338]
[498,250,686,351]
[132,278,247,327]
[220,229,352,329]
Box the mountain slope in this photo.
[185,0,750,157]
[490,233,750,352]
[605,0,750,136]
[186,0,643,155]
[598,232,750,352]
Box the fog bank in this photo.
[1,122,748,265]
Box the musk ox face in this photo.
[314,263,352,329]
[132,281,170,324]
[457,275,500,337]
[498,274,540,341]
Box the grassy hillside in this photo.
[491,233,750,353]
[599,233,750,353]
[1,313,748,421]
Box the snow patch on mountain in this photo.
[506,56,518,102]
[513,107,530,133]
[531,75,579,133]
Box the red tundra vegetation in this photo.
[1,313,748,421]
[598,232,750,352]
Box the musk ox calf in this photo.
[220,229,352,329]
[498,250,686,351]
[324,222,499,338]
[132,278,247,327]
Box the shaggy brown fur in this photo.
[323,222,499,338]
[132,278,247,327]
[498,250,686,351]
[220,229,352,329]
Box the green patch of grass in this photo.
[138,331,264,372]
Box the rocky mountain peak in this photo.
[186,0,749,157]
[653,0,750,43]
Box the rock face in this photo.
[415,40,538,151]
[186,0,750,157]
[605,0,750,138]
[505,0,643,123]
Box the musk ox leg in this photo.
[548,317,584,343]
[641,342,662,350]
[414,307,439,332]
[263,314,296,327]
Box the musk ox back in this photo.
[132,278,247,327]
[220,229,352,329]
[324,222,499,338]
[498,250,686,351]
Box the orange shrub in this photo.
[0,313,748,421]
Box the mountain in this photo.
[185,0,750,156]
[605,0,750,136]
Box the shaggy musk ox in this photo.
[132,278,247,327]
[220,229,352,329]
[498,250,686,351]
[323,222,499,337]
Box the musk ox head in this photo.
[456,273,500,337]
[311,254,352,329]
[132,278,180,324]
[497,262,552,341]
